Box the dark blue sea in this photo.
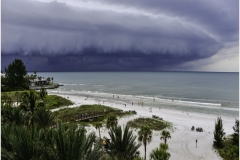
[35,72,239,118]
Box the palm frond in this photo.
[107,125,141,160]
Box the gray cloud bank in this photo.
[1,0,238,71]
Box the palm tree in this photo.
[138,125,152,160]
[213,116,225,147]
[106,125,141,160]
[160,130,171,144]
[1,124,39,160]
[95,122,103,139]
[1,104,12,124]
[106,114,118,129]
[20,90,39,140]
[39,87,48,102]
[1,103,14,124]
[159,142,169,151]
[30,74,34,80]
[13,107,27,125]
[35,104,56,129]
[150,143,171,160]
[47,77,51,84]
[1,105,26,125]
[45,123,103,160]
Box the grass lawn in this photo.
[1,91,73,110]
[1,91,26,102]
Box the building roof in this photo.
[29,79,48,82]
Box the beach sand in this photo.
[51,93,236,160]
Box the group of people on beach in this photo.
[83,94,162,110]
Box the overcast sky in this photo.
[1,0,239,72]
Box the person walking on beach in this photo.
[149,107,152,112]
[132,102,133,106]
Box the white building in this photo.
[29,79,49,87]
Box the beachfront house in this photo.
[29,79,49,87]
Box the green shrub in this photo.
[45,95,73,109]
[215,136,239,160]
[127,118,170,131]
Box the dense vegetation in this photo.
[213,117,239,160]
[105,125,141,160]
[45,95,73,109]
[1,91,73,110]
[150,143,171,160]
[1,90,141,160]
[55,104,134,126]
[1,91,25,102]
[2,122,103,160]
[2,59,29,91]
[57,104,116,115]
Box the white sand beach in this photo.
[51,93,236,160]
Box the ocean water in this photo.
[36,72,239,118]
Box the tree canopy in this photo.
[138,125,152,160]
[150,143,171,160]
[106,113,118,129]
[106,125,141,160]
[4,59,28,90]
[213,116,225,148]
[160,130,171,144]
[232,119,239,145]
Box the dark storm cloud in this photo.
[104,0,239,42]
[1,0,238,71]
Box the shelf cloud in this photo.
[1,0,238,71]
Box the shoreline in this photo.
[49,90,239,117]
[50,92,236,160]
